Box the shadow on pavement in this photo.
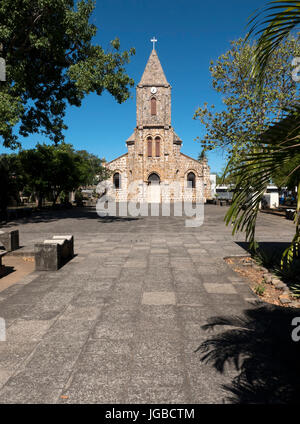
[0,207,140,228]
[236,241,291,257]
[195,304,300,403]
[0,265,15,279]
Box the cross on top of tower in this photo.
[151,37,157,50]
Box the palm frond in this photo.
[225,103,300,259]
[248,1,300,84]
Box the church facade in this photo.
[105,45,211,204]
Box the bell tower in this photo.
[136,47,171,129]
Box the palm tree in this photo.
[249,1,300,84]
[226,104,300,265]
[225,2,300,267]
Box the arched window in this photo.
[151,97,157,115]
[147,137,152,157]
[155,136,160,157]
[187,172,196,189]
[113,172,121,189]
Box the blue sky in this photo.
[0,0,268,174]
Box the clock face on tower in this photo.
[151,87,157,94]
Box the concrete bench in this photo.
[0,250,7,268]
[35,241,63,271]
[35,235,74,271]
[52,235,74,258]
[0,230,19,251]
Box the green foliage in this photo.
[0,153,24,216]
[252,244,300,296]
[197,150,207,161]
[248,1,300,86]
[254,284,265,296]
[75,150,111,186]
[193,36,300,163]
[289,282,300,298]
[215,167,237,186]
[277,256,300,287]
[0,0,135,148]
[215,174,223,185]
[243,2,300,272]
[272,153,300,189]
[253,247,282,270]
[75,189,83,202]
[225,104,300,268]
[0,142,109,209]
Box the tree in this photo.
[75,150,111,186]
[19,144,55,207]
[0,158,11,220]
[197,150,207,162]
[18,143,108,207]
[0,153,24,219]
[47,144,82,206]
[193,36,300,164]
[0,0,135,148]
[215,169,237,186]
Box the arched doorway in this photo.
[147,173,160,203]
[148,173,160,184]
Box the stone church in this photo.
[105,43,211,204]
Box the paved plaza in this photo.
[0,205,296,403]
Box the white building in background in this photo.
[215,184,234,200]
[261,185,279,209]
[209,178,279,209]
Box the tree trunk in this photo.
[52,190,60,207]
[37,194,43,209]
[0,204,8,222]
[296,181,300,235]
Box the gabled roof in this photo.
[105,153,128,166]
[126,132,135,144]
[139,49,169,86]
[180,152,203,165]
[173,132,182,143]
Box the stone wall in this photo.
[105,147,211,204]
[105,154,128,202]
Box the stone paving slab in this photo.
[0,205,296,403]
